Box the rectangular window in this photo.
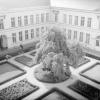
[63,14,66,23]
[68,30,72,39]
[25,30,28,40]
[36,28,39,37]
[41,27,45,33]
[41,14,44,23]
[0,19,4,29]
[86,33,90,44]
[24,16,28,26]
[81,17,85,26]
[31,29,34,38]
[96,40,99,46]
[36,14,39,24]
[11,17,15,27]
[12,33,16,43]
[19,31,22,41]
[18,17,22,27]
[87,18,92,27]
[69,15,72,25]
[79,32,83,42]
[46,13,49,22]
[74,31,77,39]
[74,16,78,25]
[30,15,34,25]
[55,13,58,22]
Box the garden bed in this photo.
[68,80,100,100]
[15,55,36,68]
[70,57,90,68]
[80,62,100,84]
[0,61,26,85]
[35,88,77,100]
[0,79,39,100]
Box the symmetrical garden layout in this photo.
[0,51,99,100]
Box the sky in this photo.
[51,0,100,10]
[0,0,100,10]
[0,0,50,9]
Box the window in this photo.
[87,18,92,27]
[74,16,78,25]
[46,13,49,22]
[46,26,48,32]
[81,17,85,26]
[55,13,58,22]
[19,31,22,41]
[41,27,45,33]
[69,15,72,25]
[68,30,72,39]
[63,14,66,23]
[74,31,77,39]
[0,19,4,29]
[25,30,28,40]
[41,14,44,23]
[36,14,39,24]
[30,15,34,25]
[63,28,66,33]
[12,33,16,43]
[36,28,39,37]
[96,40,99,46]
[18,17,22,27]
[79,32,83,42]
[11,17,15,27]
[31,29,34,38]
[24,16,28,26]
[86,33,90,44]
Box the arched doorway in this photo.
[0,35,7,50]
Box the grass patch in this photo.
[0,61,26,85]
[15,55,36,68]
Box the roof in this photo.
[0,0,50,10]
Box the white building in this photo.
[0,0,50,49]
[50,7,100,52]
[0,0,100,53]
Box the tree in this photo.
[35,27,70,63]
[35,27,71,83]
[69,44,85,68]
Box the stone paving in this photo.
[0,50,100,100]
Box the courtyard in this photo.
[0,49,100,100]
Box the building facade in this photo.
[50,7,100,51]
[0,6,50,49]
[0,5,100,52]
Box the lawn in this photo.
[80,62,100,84]
[0,62,25,85]
[15,55,36,67]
